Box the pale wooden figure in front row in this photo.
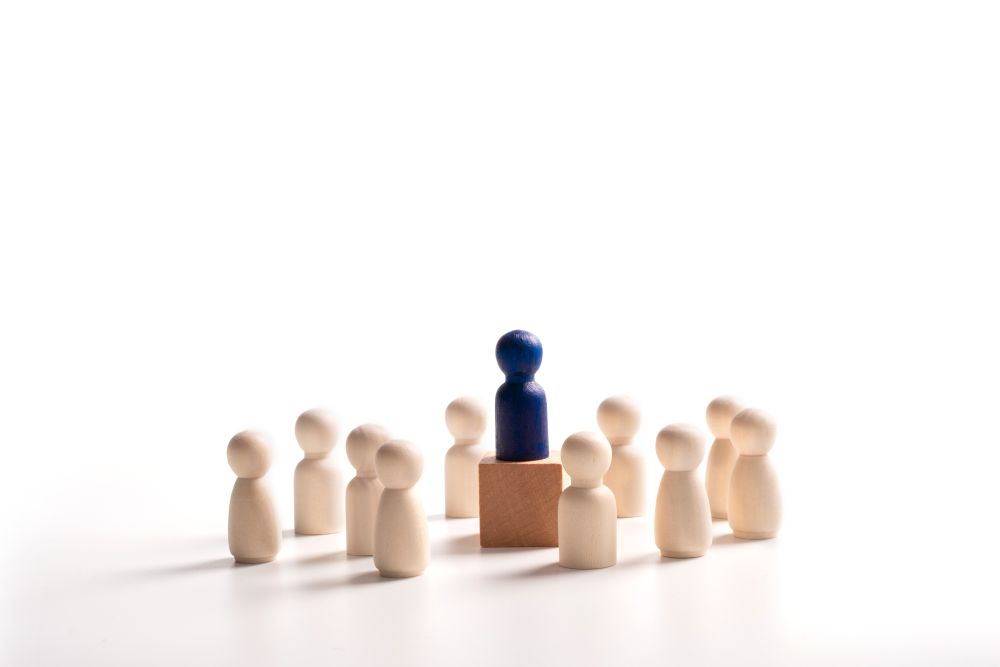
[345,423,390,556]
[654,424,712,558]
[597,395,644,517]
[444,396,487,518]
[228,431,281,564]
[704,396,745,520]
[558,431,617,570]
[374,440,429,577]
[728,408,782,539]
[294,408,344,535]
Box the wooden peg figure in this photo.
[227,431,281,564]
[495,330,548,461]
[597,395,644,517]
[654,424,712,558]
[704,396,746,520]
[293,408,344,535]
[728,408,782,539]
[374,440,429,577]
[558,432,617,569]
[345,423,390,556]
[445,396,487,518]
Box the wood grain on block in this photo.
[478,454,565,547]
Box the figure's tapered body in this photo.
[728,408,782,540]
[558,432,617,570]
[655,471,712,558]
[597,395,644,517]
[446,444,484,517]
[345,424,390,555]
[346,476,383,555]
[654,424,712,558]
[294,458,343,535]
[444,397,487,518]
[229,478,281,563]
[559,486,617,568]
[704,396,745,519]
[373,440,429,577]
[293,409,344,535]
[227,431,281,564]
[374,488,428,577]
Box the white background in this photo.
[2,1,999,665]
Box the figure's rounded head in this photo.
[346,423,390,472]
[655,424,706,472]
[376,439,423,489]
[730,408,776,456]
[596,395,641,445]
[445,396,487,442]
[295,408,339,456]
[495,330,543,377]
[227,430,271,478]
[706,396,745,439]
[561,431,612,484]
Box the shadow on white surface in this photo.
[712,532,742,547]
[296,550,348,566]
[616,551,666,568]
[433,532,481,555]
[153,556,239,573]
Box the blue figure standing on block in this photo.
[495,329,549,462]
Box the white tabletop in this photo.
[6,495,998,666]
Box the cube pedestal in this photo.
[478,454,565,548]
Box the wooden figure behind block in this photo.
[228,431,281,564]
[559,432,617,569]
[704,396,745,520]
[478,455,564,547]
[294,408,344,535]
[597,395,644,517]
[495,330,548,461]
[374,440,429,577]
[345,423,390,556]
[445,396,487,518]
[654,424,712,558]
[728,408,782,540]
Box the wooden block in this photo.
[478,454,565,547]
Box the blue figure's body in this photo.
[495,330,549,462]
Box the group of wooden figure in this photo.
[226,330,782,576]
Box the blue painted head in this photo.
[496,329,543,378]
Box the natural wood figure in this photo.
[293,408,344,535]
[558,432,617,569]
[373,440,429,577]
[445,396,487,518]
[654,424,712,558]
[597,395,644,517]
[728,408,782,540]
[478,454,565,547]
[345,423,390,556]
[227,431,281,564]
[704,396,745,520]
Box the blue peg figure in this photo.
[495,330,549,462]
